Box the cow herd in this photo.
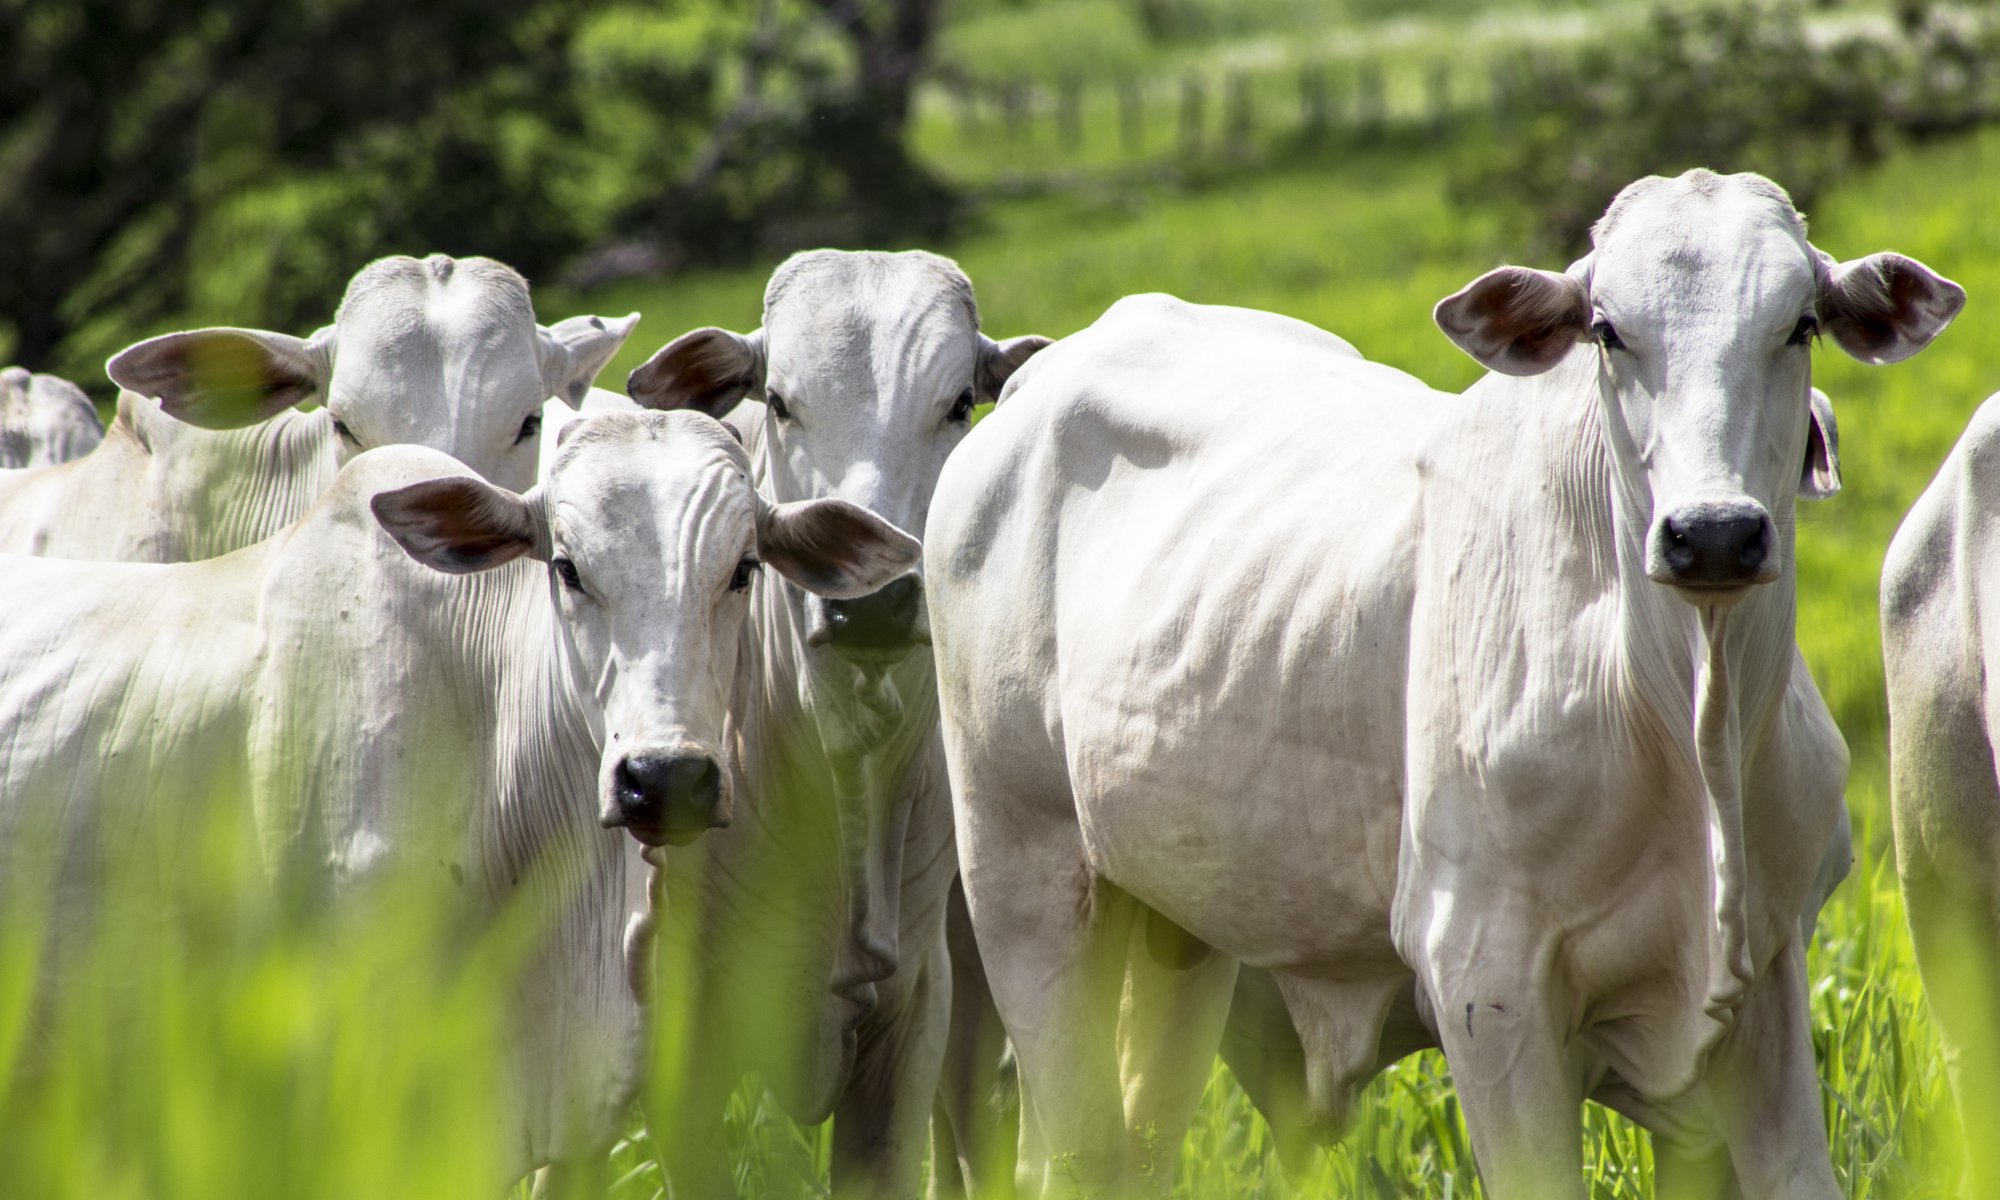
[0,168,1996,1199]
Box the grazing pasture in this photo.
[5,94,2000,1200]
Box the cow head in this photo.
[0,367,103,468]
[108,254,637,493]
[628,249,1048,665]
[370,411,919,847]
[1435,170,1960,601]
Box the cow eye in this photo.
[1788,313,1819,347]
[552,556,583,592]
[515,413,542,445]
[1593,319,1626,352]
[766,390,791,421]
[332,417,358,444]
[729,557,761,592]
[948,388,977,423]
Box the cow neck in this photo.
[137,401,343,561]
[738,439,941,789]
[451,557,606,892]
[1576,350,1799,1037]
[727,431,948,1030]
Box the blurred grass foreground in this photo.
[10,0,2000,1197]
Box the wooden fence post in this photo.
[1002,81,1027,146]
[1300,62,1329,144]
[1120,80,1144,152]
[1356,60,1385,139]
[1426,61,1450,139]
[1180,75,1205,156]
[1227,71,1253,155]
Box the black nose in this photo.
[609,753,724,846]
[820,576,923,653]
[1658,507,1771,587]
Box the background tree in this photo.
[0,0,957,393]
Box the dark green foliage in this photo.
[1452,3,2000,257]
[0,0,591,385]
[0,0,957,395]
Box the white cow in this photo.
[929,171,1960,1198]
[0,366,103,467]
[1883,397,2000,1195]
[0,254,633,561]
[622,249,1047,1197]
[0,409,919,1195]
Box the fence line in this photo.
[931,51,1545,174]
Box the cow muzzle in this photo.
[602,750,729,847]
[1647,499,1779,595]
[807,575,928,665]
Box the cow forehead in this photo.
[331,255,542,388]
[763,251,981,391]
[548,414,754,552]
[1591,176,1816,320]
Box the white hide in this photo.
[0,411,918,1190]
[0,367,103,467]
[1883,394,2000,1196]
[929,172,1959,1200]
[0,254,634,561]
[622,249,1048,1198]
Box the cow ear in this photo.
[977,334,1052,403]
[372,476,547,574]
[627,328,766,416]
[1434,267,1590,377]
[1819,251,1964,365]
[756,497,921,600]
[107,326,331,430]
[539,313,640,406]
[1800,388,1841,501]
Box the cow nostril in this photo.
[612,758,648,815]
[1739,524,1768,572]
[1662,518,1697,573]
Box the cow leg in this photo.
[1117,907,1239,1186]
[1594,1080,1743,1200]
[1894,685,2000,1198]
[1653,1138,1743,1200]
[529,1157,608,1200]
[1427,953,1587,1200]
[834,922,953,1199]
[644,1040,738,1200]
[960,814,1141,1199]
[1901,864,2000,1196]
[1217,967,1317,1178]
[933,878,1017,1199]
[1701,937,1839,1199]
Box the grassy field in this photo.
[5,91,1998,1200]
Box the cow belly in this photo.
[1068,712,1404,968]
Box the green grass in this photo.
[11,101,2000,1200]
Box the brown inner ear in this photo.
[121,334,317,427]
[372,477,536,574]
[630,331,760,417]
